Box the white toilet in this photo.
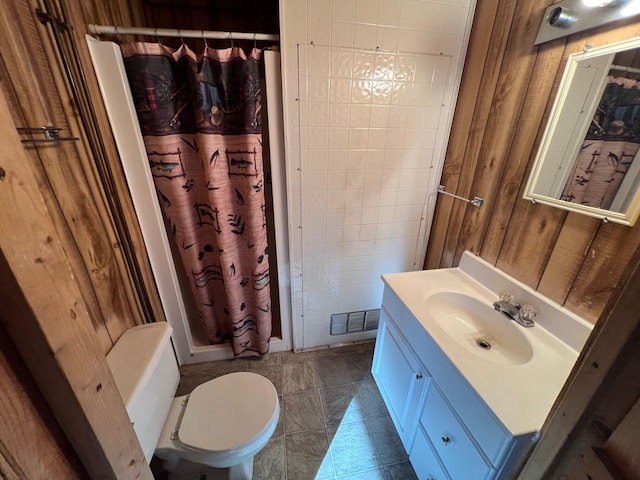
[106,322,279,480]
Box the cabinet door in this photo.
[372,309,428,450]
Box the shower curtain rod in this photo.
[88,24,279,42]
[610,64,640,75]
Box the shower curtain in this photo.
[562,76,640,209]
[121,42,271,356]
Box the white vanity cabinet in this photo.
[372,286,533,480]
[371,308,429,451]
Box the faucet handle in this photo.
[499,289,515,304]
[520,304,537,322]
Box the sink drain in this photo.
[476,339,492,351]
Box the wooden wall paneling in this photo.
[537,214,601,306]
[431,0,518,269]
[0,443,24,480]
[0,2,117,351]
[0,329,86,479]
[564,221,640,322]
[0,90,152,479]
[452,0,552,266]
[517,248,640,479]
[604,395,640,478]
[479,35,567,264]
[567,448,622,480]
[43,0,146,341]
[545,21,640,320]
[425,0,502,269]
[494,203,567,288]
[40,4,147,345]
[64,0,169,331]
[494,29,608,294]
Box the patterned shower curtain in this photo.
[562,76,640,209]
[121,43,271,356]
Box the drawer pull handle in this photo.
[441,435,450,445]
[415,373,423,381]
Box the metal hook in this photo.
[229,31,234,48]
[203,31,208,49]
[253,33,257,50]
[178,29,185,46]
[155,28,162,46]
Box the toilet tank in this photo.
[106,322,180,462]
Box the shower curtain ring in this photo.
[178,29,185,46]
[203,31,208,49]
[155,28,162,46]
[253,33,257,50]
[229,32,234,48]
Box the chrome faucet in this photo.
[492,290,536,328]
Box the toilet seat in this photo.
[178,372,279,452]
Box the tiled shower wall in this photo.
[280,0,476,349]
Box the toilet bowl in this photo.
[155,372,279,479]
[106,323,279,480]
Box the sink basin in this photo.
[426,292,534,365]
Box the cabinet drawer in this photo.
[410,427,450,480]
[420,385,493,480]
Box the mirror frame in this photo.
[524,36,640,226]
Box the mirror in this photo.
[524,36,640,226]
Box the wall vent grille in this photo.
[330,309,380,335]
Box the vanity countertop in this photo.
[381,252,593,436]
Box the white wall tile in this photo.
[329,127,350,148]
[368,129,387,149]
[308,18,332,44]
[332,21,356,48]
[376,26,398,50]
[353,52,376,78]
[397,29,419,53]
[307,48,332,77]
[371,80,393,104]
[309,1,332,21]
[369,105,390,128]
[377,0,401,27]
[333,0,356,21]
[281,0,474,349]
[284,0,307,21]
[356,0,379,24]
[349,105,371,127]
[351,79,373,104]
[399,0,423,28]
[331,50,354,78]
[308,77,330,102]
[354,24,377,49]
[361,208,379,225]
[348,129,369,149]
[363,188,381,207]
[366,150,385,169]
[308,103,329,127]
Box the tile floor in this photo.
[171,341,418,480]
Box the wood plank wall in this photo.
[0,328,86,479]
[425,0,640,324]
[0,0,165,353]
[141,0,279,50]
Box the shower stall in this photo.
[87,33,292,364]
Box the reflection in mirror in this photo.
[525,37,640,226]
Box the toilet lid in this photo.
[178,372,278,452]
